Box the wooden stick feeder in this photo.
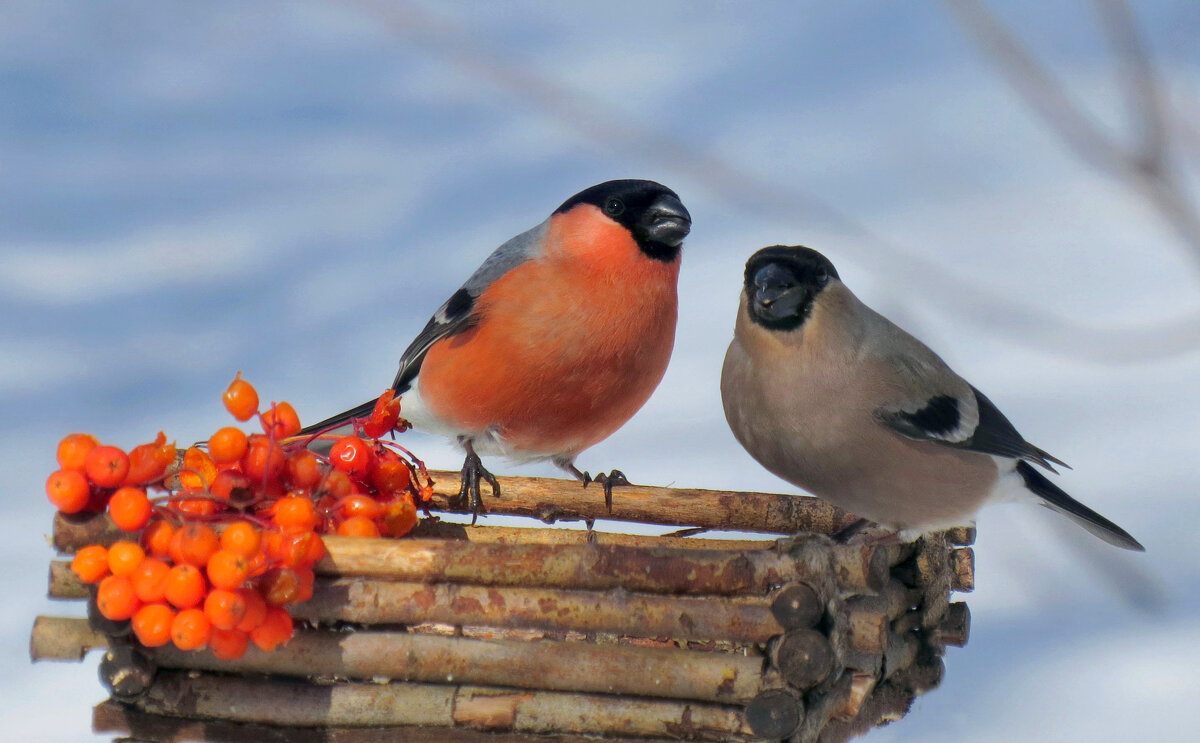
[33,471,974,742]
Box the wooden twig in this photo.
[882,631,920,681]
[49,514,899,596]
[792,670,853,743]
[29,615,107,662]
[945,526,976,546]
[132,670,757,740]
[92,701,687,743]
[935,602,971,648]
[412,520,776,551]
[48,563,783,643]
[295,577,784,643]
[421,470,857,535]
[950,547,975,592]
[48,560,87,600]
[318,536,900,595]
[843,596,888,654]
[833,672,878,722]
[816,660,945,742]
[160,626,762,703]
[35,617,764,703]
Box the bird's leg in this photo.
[831,518,905,546]
[831,517,872,544]
[454,438,500,525]
[554,458,631,514]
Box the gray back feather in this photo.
[390,219,548,393]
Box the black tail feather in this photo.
[298,400,376,437]
[1016,461,1144,551]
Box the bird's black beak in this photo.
[752,264,808,322]
[641,194,691,248]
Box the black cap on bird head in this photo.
[743,245,840,331]
[555,179,691,262]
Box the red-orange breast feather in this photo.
[418,204,679,456]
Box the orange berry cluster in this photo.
[56,375,433,658]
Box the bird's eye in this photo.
[814,269,829,284]
[604,197,625,217]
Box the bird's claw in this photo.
[582,469,631,513]
[454,450,500,525]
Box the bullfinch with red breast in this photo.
[721,245,1143,550]
[303,180,691,518]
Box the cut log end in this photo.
[744,688,804,739]
[769,582,824,630]
[770,629,836,690]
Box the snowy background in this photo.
[3,1,1199,740]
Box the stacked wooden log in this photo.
[32,471,974,742]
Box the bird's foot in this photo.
[582,469,632,514]
[453,445,500,526]
[554,459,631,514]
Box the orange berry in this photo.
[163,564,207,609]
[85,445,130,488]
[285,450,323,489]
[96,575,140,621]
[171,608,212,651]
[416,482,434,504]
[337,515,381,538]
[57,433,99,471]
[46,469,90,514]
[223,373,259,422]
[208,426,248,464]
[371,459,412,496]
[320,469,355,499]
[250,606,294,652]
[338,494,383,520]
[203,588,247,630]
[142,520,175,558]
[179,446,218,491]
[173,523,220,567]
[241,434,284,482]
[260,567,301,606]
[71,544,110,584]
[211,469,252,501]
[131,603,176,647]
[329,436,372,479]
[206,549,249,590]
[108,486,152,531]
[174,491,219,517]
[131,557,171,603]
[123,431,175,486]
[362,389,401,439]
[293,566,315,604]
[209,627,250,660]
[261,401,301,440]
[272,496,318,532]
[107,541,146,577]
[219,521,262,557]
[269,530,325,568]
[242,547,269,579]
[381,494,418,538]
[235,588,268,632]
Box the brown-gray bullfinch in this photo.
[721,245,1143,550]
[303,180,691,519]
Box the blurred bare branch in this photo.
[944,0,1200,268]
[343,0,1200,362]
[1095,0,1169,173]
